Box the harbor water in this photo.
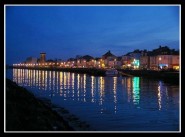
[6,68,180,131]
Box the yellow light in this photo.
[159,57,161,61]
[173,66,179,70]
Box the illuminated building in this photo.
[102,50,117,68]
[140,55,150,70]
[40,52,46,63]
[132,59,140,69]
[172,55,179,70]
[157,55,179,70]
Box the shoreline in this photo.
[5,78,94,132]
[10,66,106,76]
[9,66,179,85]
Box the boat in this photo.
[105,69,119,76]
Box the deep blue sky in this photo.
[6,5,180,64]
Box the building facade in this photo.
[40,52,46,63]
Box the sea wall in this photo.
[6,78,93,131]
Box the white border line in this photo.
[4,5,6,133]
[4,4,181,6]
[4,4,181,133]
[179,5,181,133]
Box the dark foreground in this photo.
[6,79,92,131]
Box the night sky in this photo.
[6,5,180,65]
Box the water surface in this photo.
[6,68,180,131]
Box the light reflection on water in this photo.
[132,77,140,106]
[10,68,179,131]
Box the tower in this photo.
[40,52,46,63]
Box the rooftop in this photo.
[102,50,116,59]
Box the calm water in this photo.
[6,68,180,131]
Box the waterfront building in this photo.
[102,50,117,68]
[149,56,158,70]
[76,55,94,68]
[107,58,115,68]
[25,57,37,64]
[122,55,132,69]
[76,59,82,68]
[13,46,179,71]
[147,46,179,70]
[122,50,141,69]
[40,52,46,63]
[156,55,179,70]
[87,59,96,68]
[157,55,172,69]
[144,54,180,70]
[67,58,76,68]
[129,50,141,69]
[140,56,150,69]
[81,59,87,68]
[172,55,179,70]
[114,57,122,69]
[94,58,101,68]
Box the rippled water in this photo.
[6,68,180,131]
